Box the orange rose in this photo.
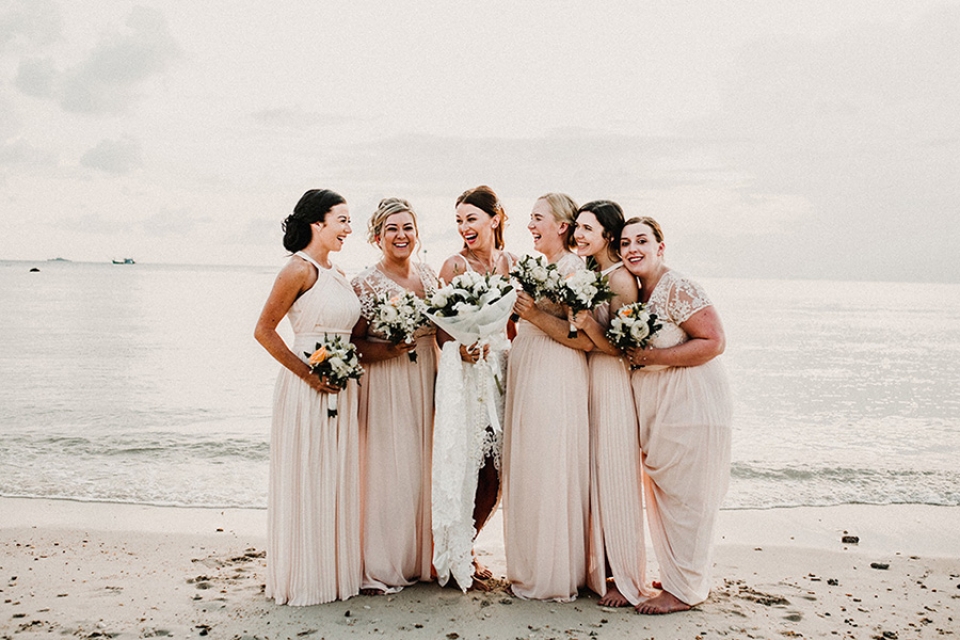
[308,347,328,366]
[621,307,634,317]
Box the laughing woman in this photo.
[432,185,517,590]
[254,189,362,605]
[503,193,594,602]
[570,200,651,608]
[619,216,733,614]
[351,198,439,594]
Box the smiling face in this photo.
[528,198,567,256]
[456,202,498,251]
[378,210,417,261]
[573,210,608,259]
[314,202,352,252]
[620,220,664,278]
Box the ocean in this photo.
[1,260,958,511]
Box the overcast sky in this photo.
[1,0,958,282]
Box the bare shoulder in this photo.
[608,266,639,294]
[438,253,467,284]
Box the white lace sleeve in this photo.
[350,270,379,322]
[665,273,713,324]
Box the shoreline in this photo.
[3,497,959,638]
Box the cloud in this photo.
[58,7,180,114]
[80,136,143,174]
[251,107,353,131]
[0,0,62,50]
[14,56,57,98]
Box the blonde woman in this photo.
[350,198,439,595]
[503,193,594,601]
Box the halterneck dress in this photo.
[585,263,650,605]
[352,263,439,592]
[630,269,732,606]
[503,251,590,602]
[266,252,362,606]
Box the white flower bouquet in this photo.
[605,302,662,369]
[554,268,614,338]
[425,271,517,347]
[508,254,562,322]
[369,291,428,362]
[304,334,364,417]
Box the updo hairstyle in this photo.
[367,197,419,246]
[282,189,346,253]
[456,185,507,250]
[538,192,579,250]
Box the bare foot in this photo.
[472,558,493,581]
[652,580,662,589]
[467,577,496,593]
[360,588,385,596]
[635,590,691,615]
[598,584,630,608]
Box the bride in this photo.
[431,185,517,591]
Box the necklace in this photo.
[466,247,500,275]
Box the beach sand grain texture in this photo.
[2,498,959,639]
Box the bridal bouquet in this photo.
[554,269,614,338]
[508,254,562,322]
[369,291,428,362]
[425,271,516,340]
[606,302,662,369]
[304,334,364,417]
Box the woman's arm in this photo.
[350,316,416,363]
[572,268,639,356]
[254,259,341,394]
[513,291,595,351]
[626,305,725,368]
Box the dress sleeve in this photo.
[351,272,379,322]
[665,274,713,324]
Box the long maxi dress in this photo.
[503,252,590,602]
[585,262,650,605]
[630,269,732,606]
[266,251,363,606]
[351,263,439,592]
[431,255,511,591]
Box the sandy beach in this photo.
[2,497,958,639]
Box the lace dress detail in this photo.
[352,262,439,341]
[644,270,713,354]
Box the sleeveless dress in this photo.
[351,263,439,592]
[630,269,732,606]
[432,254,511,591]
[266,252,363,606]
[585,263,650,605]
[503,251,590,602]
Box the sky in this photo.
[1,0,958,282]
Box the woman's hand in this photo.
[625,345,657,368]
[303,372,343,395]
[512,291,538,321]
[459,342,490,364]
[390,339,417,359]
[570,309,591,331]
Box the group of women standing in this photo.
[254,185,733,615]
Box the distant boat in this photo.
[112,258,136,265]
[46,257,70,262]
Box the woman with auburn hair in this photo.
[503,192,595,601]
[432,185,517,591]
[619,216,733,614]
[350,198,440,595]
[254,189,362,605]
[571,200,652,607]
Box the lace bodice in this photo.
[644,270,712,349]
[351,262,439,340]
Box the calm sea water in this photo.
[1,260,958,510]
